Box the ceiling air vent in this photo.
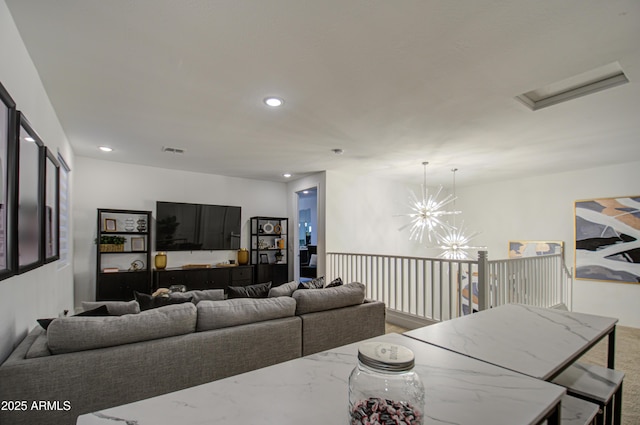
[162,146,185,154]
[516,62,629,111]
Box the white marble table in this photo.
[76,333,565,425]
[405,304,618,381]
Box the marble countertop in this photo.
[76,333,565,425]
[405,304,617,380]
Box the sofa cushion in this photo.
[24,328,52,359]
[47,303,197,354]
[293,282,365,315]
[169,289,224,304]
[134,291,193,311]
[82,300,141,316]
[227,281,272,299]
[268,280,298,298]
[196,297,296,331]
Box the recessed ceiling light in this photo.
[264,97,284,107]
[283,173,292,178]
[99,146,113,152]
[24,136,35,142]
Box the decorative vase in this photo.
[154,252,167,270]
[137,218,147,232]
[237,248,249,265]
[124,218,135,232]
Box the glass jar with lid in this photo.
[349,342,424,425]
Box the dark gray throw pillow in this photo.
[134,291,193,311]
[227,281,272,299]
[325,277,344,288]
[37,305,111,330]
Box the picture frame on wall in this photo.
[16,112,45,273]
[0,82,17,281]
[44,148,60,263]
[508,241,564,259]
[575,196,640,284]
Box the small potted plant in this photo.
[97,235,126,252]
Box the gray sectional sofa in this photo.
[0,282,385,425]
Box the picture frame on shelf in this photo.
[104,218,117,232]
[131,237,145,252]
[260,253,269,264]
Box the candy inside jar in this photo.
[349,342,424,425]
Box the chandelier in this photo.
[398,162,460,243]
[437,168,485,259]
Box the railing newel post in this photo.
[477,250,489,311]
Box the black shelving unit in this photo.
[96,208,152,301]
[250,216,289,286]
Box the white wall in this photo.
[325,163,640,327]
[0,0,75,363]
[455,160,640,327]
[73,157,287,306]
[325,169,442,258]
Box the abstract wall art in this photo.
[575,196,640,284]
[508,241,564,259]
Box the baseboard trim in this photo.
[386,309,437,330]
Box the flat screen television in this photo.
[155,201,241,251]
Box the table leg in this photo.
[544,402,561,425]
[614,382,623,425]
[607,326,616,369]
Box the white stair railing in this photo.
[326,251,573,324]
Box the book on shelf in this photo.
[102,267,120,273]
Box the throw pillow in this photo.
[196,297,296,331]
[325,277,344,288]
[297,276,325,290]
[293,282,366,315]
[134,291,193,311]
[37,305,111,330]
[227,281,272,299]
[170,289,224,304]
[82,300,141,315]
[268,280,298,297]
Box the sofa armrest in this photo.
[298,301,386,356]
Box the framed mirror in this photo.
[44,148,60,263]
[0,82,17,280]
[16,113,44,273]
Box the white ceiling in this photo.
[6,0,640,186]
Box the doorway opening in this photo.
[297,187,317,282]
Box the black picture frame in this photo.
[0,82,17,281]
[16,112,45,273]
[44,148,60,263]
[260,253,269,264]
